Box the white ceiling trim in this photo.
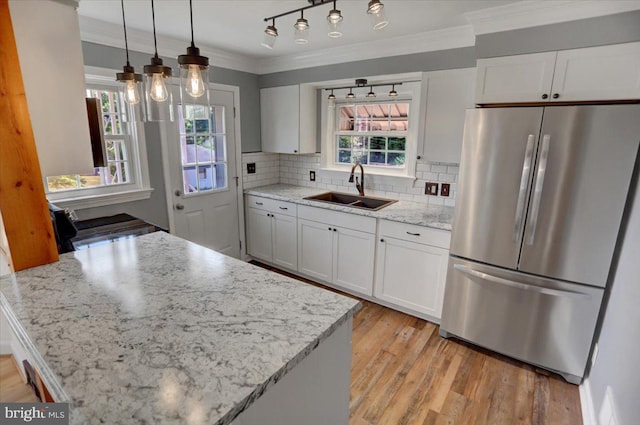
[465,0,640,35]
[78,16,260,74]
[256,25,476,75]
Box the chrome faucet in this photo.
[348,162,365,196]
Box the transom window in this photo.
[46,88,131,192]
[335,102,409,168]
[178,104,228,194]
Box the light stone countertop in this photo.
[245,184,454,231]
[0,232,360,425]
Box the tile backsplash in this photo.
[242,152,458,207]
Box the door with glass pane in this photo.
[167,88,240,257]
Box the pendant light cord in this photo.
[189,0,195,48]
[120,0,130,66]
[151,0,159,58]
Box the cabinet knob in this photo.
[328,227,332,231]
[380,238,384,243]
[333,228,337,232]
[175,204,184,210]
[553,93,560,99]
[541,94,548,100]
[417,155,422,160]
[294,150,298,153]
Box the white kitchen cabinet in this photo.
[260,84,316,154]
[475,42,640,104]
[246,196,298,271]
[297,206,376,296]
[421,68,476,164]
[374,220,451,321]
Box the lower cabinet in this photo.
[247,206,297,271]
[374,221,450,320]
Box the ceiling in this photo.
[77,0,517,59]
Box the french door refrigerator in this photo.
[440,105,640,384]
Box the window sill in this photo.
[47,188,154,210]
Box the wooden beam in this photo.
[0,0,58,271]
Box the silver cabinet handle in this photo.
[513,134,536,242]
[526,134,550,245]
[279,207,288,210]
[175,204,184,210]
[453,264,589,299]
[406,231,421,236]
[255,202,263,206]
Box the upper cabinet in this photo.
[475,42,640,104]
[9,0,94,177]
[421,68,476,164]
[260,84,316,154]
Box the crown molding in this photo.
[256,25,476,75]
[78,16,260,74]
[465,0,640,35]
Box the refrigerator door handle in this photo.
[453,264,590,299]
[513,134,536,242]
[526,134,551,245]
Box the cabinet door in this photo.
[272,213,298,271]
[297,219,333,282]
[332,227,375,296]
[260,85,300,154]
[374,237,448,319]
[550,42,640,101]
[246,208,273,262]
[422,68,476,163]
[475,52,557,104]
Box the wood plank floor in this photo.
[252,261,583,425]
[0,355,39,403]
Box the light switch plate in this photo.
[441,183,450,197]
[247,163,256,174]
[425,182,439,196]
[310,171,316,181]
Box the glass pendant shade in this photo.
[262,25,278,49]
[178,45,209,100]
[367,0,388,30]
[116,65,143,105]
[294,17,309,44]
[143,56,173,122]
[327,9,343,38]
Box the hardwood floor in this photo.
[0,355,38,403]
[252,261,583,425]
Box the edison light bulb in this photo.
[124,80,140,105]
[185,65,205,98]
[150,73,168,102]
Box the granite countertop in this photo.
[245,184,454,231]
[0,232,360,425]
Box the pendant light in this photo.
[294,11,309,44]
[346,88,355,99]
[262,18,278,49]
[177,0,209,100]
[367,86,376,98]
[116,0,142,106]
[327,1,343,38]
[327,89,336,101]
[389,84,398,97]
[143,0,173,121]
[367,0,388,30]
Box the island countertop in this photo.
[0,232,361,425]
[244,184,454,231]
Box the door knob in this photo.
[174,190,181,196]
[175,204,185,210]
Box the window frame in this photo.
[321,81,421,179]
[45,68,152,209]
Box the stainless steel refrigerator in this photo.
[440,105,640,384]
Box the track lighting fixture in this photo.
[116,0,142,107]
[325,79,403,100]
[294,11,310,44]
[367,86,376,98]
[262,19,278,49]
[367,0,388,30]
[177,0,209,100]
[389,84,398,97]
[327,90,336,100]
[143,0,173,121]
[327,1,343,38]
[346,88,356,99]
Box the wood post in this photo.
[0,0,59,271]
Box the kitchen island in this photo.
[0,232,361,424]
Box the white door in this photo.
[297,219,333,282]
[247,208,273,263]
[272,213,297,271]
[167,88,241,257]
[333,226,375,296]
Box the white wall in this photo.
[584,179,640,425]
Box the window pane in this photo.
[339,106,354,130]
[352,136,368,149]
[79,170,102,188]
[47,175,79,191]
[106,141,116,161]
[390,120,408,131]
[211,105,225,134]
[198,165,212,190]
[388,137,406,151]
[183,166,198,193]
[337,150,351,163]
[370,136,386,150]
[340,119,354,131]
[369,151,386,165]
[352,151,368,164]
[183,136,196,164]
[338,136,351,149]
[387,152,405,166]
[213,135,226,162]
[195,118,209,133]
[213,163,227,189]
[196,138,212,163]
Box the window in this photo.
[46,88,131,192]
[335,102,409,168]
[44,69,152,209]
[178,104,228,194]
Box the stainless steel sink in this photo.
[304,192,397,211]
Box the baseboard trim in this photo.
[580,377,597,425]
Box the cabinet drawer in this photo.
[246,195,297,217]
[379,220,451,249]
[298,205,376,234]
